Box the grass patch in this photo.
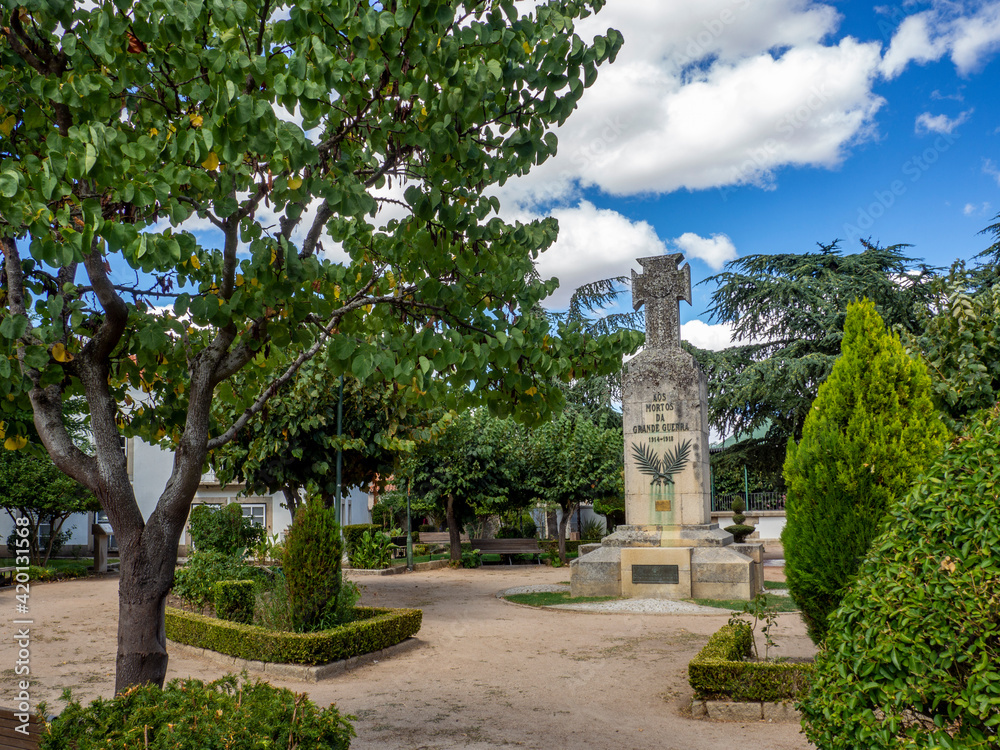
[763,580,787,590]
[689,593,799,612]
[45,558,119,572]
[503,592,618,607]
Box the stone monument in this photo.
[570,254,762,600]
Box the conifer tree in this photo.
[781,299,946,644]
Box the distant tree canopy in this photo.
[690,241,940,475]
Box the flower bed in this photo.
[166,605,421,666]
[688,622,813,702]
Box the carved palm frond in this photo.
[630,442,663,478]
[661,439,692,479]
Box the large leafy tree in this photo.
[530,408,622,563]
[0,0,637,692]
[0,449,100,565]
[782,300,946,644]
[211,362,421,516]
[402,409,531,560]
[691,241,940,475]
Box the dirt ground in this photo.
[2,558,815,750]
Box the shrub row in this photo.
[40,675,353,750]
[688,623,813,702]
[166,606,422,665]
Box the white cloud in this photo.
[985,159,1000,186]
[914,109,974,135]
[681,320,746,350]
[881,2,1000,79]
[672,232,738,270]
[525,201,668,308]
[498,0,886,205]
[964,201,992,216]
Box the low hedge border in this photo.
[688,623,814,702]
[166,605,422,666]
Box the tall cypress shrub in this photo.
[781,299,946,644]
[283,498,343,633]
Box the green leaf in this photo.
[0,171,19,197]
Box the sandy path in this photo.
[1,563,814,750]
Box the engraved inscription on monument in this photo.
[632,564,680,585]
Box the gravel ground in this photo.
[3,559,815,750]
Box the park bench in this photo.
[470,538,543,564]
[0,706,42,750]
[0,568,16,587]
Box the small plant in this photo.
[349,528,398,569]
[461,548,482,568]
[729,592,780,660]
[724,496,754,542]
[580,517,605,541]
[283,499,343,633]
[251,532,283,564]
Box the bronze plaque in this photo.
[632,564,680,585]
[654,499,672,511]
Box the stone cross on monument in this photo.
[631,254,692,349]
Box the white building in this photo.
[1,435,371,558]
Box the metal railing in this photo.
[711,492,786,513]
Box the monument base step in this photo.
[570,536,764,601]
[601,523,734,548]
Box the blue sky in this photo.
[495,0,1000,348]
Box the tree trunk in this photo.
[446,493,461,561]
[557,503,576,565]
[283,485,301,520]
[113,529,180,693]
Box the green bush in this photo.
[253,573,360,632]
[166,606,422,665]
[800,408,1000,750]
[348,529,396,569]
[418,523,434,533]
[495,526,522,539]
[173,551,262,610]
[580,517,605,541]
[782,300,946,644]
[461,548,482,568]
[213,580,255,624]
[284,500,343,633]
[40,675,353,750]
[687,623,813,702]
[724,523,755,543]
[189,503,264,556]
[343,523,377,556]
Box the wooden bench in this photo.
[470,538,543,564]
[0,706,42,750]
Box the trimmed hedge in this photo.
[213,580,255,624]
[688,623,813,702]
[343,524,378,555]
[166,605,422,665]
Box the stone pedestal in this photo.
[570,254,760,602]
